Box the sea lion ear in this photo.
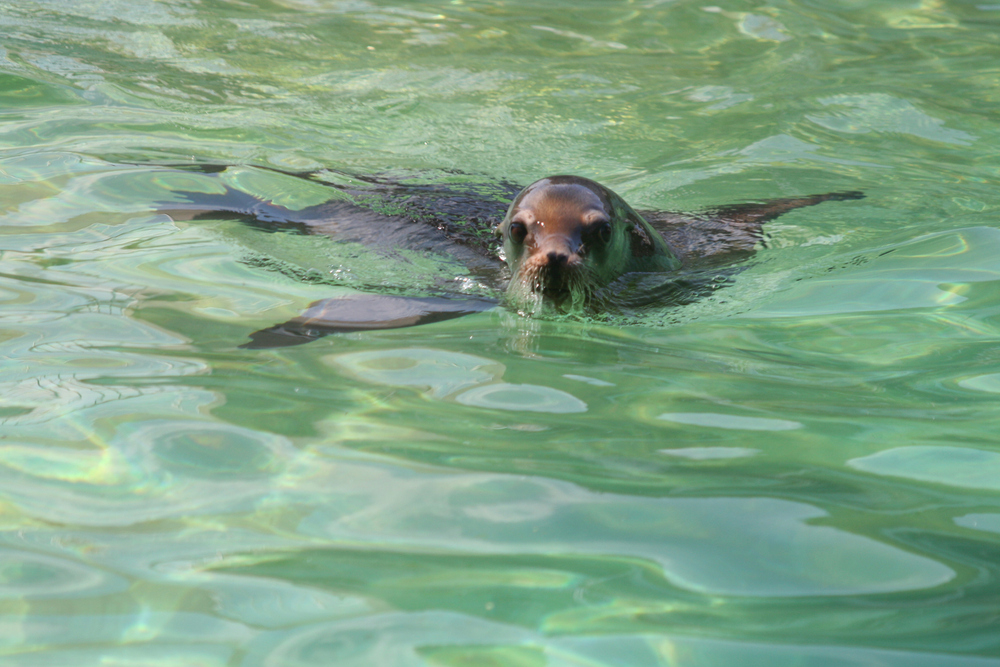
[628,221,656,258]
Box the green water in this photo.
[3,0,1000,664]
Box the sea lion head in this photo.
[496,175,680,310]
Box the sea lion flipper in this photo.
[709,190,865,228]
[640,190,864,265]
[156,184,305,227]
[240,294,496,349]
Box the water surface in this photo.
[3,0,1000,664]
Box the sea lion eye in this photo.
[508,221,527,244]
[589,222,612,246]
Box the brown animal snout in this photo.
[521,234,584,298]
[529,234,580,267]
[545,249,570,268]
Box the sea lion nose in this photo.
[546,250,569,267]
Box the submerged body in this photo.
[159,168,863,347]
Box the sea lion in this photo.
[156,166,863,347]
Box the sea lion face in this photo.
[496,175,679,310]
